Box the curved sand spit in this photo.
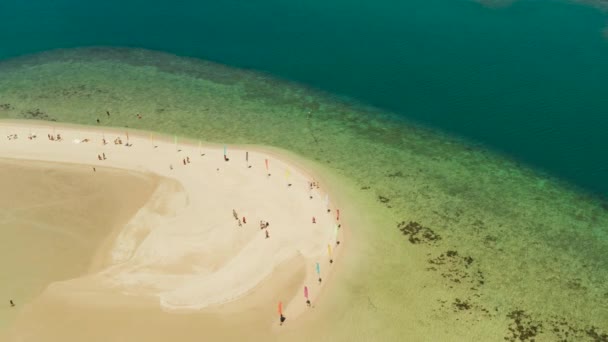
[1,121,343,320]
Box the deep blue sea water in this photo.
[1,0,607,195]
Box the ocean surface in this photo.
[1,0,608,196]
[0,0,607,340]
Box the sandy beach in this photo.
[0,120,346,341]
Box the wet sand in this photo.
[0,158,159,337]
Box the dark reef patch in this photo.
[21,108,56,121]
[427,250,484,288]
[378,195,390,203]
[545,315,608,342]
[397,221,441,244]
[453,298,472,311]
[387,170,405,178]
[505,310,543,342]
[0,103,14,110]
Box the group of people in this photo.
[47,133,61,141]
[231,209,272,238]
[308,181,320,190]
[6,133,18,140]
[259,220,270,239]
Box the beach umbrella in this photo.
[304,286,309,299]
[223,145,227,156]
[278,301,283,315]
[265,159,270,174]
[315,262,320,276]
[325,194,330,209]
[285,168,290,181]
[174,135,178,150]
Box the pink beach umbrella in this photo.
[304,286,309,299]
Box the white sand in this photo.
[0,121,344,324]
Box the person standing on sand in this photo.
[93,167,96,172]
[265,230,269,239]
[103,153,106,160]
[10,300,14,307]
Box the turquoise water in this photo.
[1,0,608,195]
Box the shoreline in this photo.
[1,119,354,340]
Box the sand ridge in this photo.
[0,120,345,331]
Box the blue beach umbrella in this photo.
[316,262,320,276]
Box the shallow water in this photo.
[0,48,606,340]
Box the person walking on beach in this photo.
[312,217,316,224]
[186,156,190,164]
[9,300,14,307]
[242,217,246,224]
[102,153,106,160]
[265,230,270,239]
